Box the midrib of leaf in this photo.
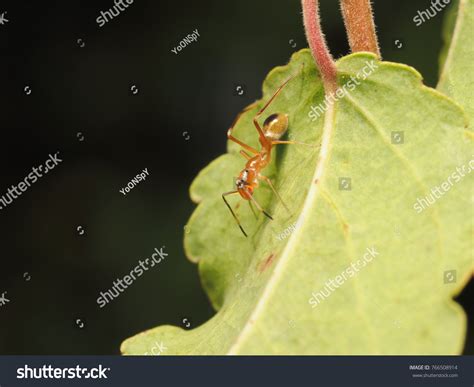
[227,97,337,354]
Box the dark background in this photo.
[0,0,472,355]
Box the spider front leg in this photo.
[222,191,248,237]
[259,175,290,213]
[240,150,252,160]
[227,103,260,154]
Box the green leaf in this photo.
[122,49,473,354]
[438,0,474,120]
[438,0,459,73]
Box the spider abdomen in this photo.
[263,113,289,141]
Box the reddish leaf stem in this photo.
[301,0,338,92]
[340,0,380,57]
